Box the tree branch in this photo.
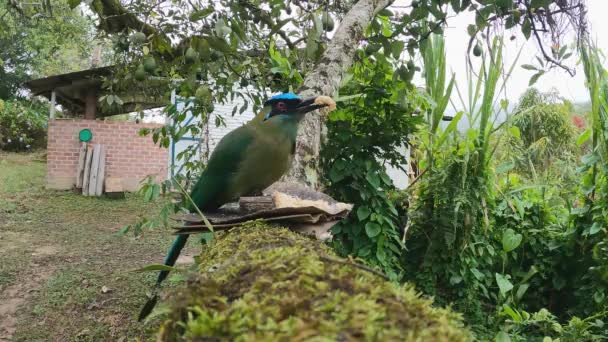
[90,0,165,39]
[528,11,576,76]
[285,0,395,188]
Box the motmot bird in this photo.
[138,93,336,320]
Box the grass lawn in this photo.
[0,152,198,341]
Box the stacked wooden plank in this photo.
[76,143,106,196]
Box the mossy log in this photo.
[157,223,471,341]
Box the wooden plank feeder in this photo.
[76,143,106,196]
[172,182,353,240]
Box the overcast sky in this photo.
[400,0,607,105]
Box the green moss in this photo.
[157,222,471,341]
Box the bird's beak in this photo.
[295,96,337,114]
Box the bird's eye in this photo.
[276,102,287,110]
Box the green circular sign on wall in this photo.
[79,129,92,142]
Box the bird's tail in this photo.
[138,234,189,321]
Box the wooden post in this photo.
[84,90,97,120]
[50,90,56,120]
[94,145,106,196]
[88,144,101,196]
[82,145,94,195]
[76,142,87,188]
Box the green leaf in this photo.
[189,8,214,21]
[505,15,516,29]
[521,64,538,70]
[589,222,602,235]
[379,172,392,186]
[522,19,532,39]
[68,0,81,9]
[450,275,463,284]
[593,291,605,303]
[496,273,514,296]
[577,129,592,146]
[366,172,381,188]
[471,268,484,280]
[133,264,176,273]
[391,41,405,58]
[475,12,486,28]
[496,161,515,174]
[365,222,381,238]
[357,206,372,221]
[571,206,590,215]
[436,111,463,147]
[450,0,461,12]
[502,228,522,252]
[528,71,544,86]
[116,225,131,236]
[358,246,371,257]
[502,304,522,321]
[516,283,529,300]
[377,9,393,17]
[509,126,521,139]
[495,331,511,342]
[582,152,600,165]
[531,0,551,9]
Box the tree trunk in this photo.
[286,0,394,189]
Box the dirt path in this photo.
[0,152,199,341]
[0,243,58,341]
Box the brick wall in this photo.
[47,119,168,191]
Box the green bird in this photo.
[138,92,335,320]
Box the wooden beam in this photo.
[54,88,85,112]
[82,145,94,195]
[50,90,56,120]
[88,144,101,196]
[76,142,87,188]
[95,145,106,196]
[84,90,97,120]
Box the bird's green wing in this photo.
[187,124,256,211]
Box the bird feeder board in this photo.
[171,182,353,241]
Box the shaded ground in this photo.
[0,152,198,341]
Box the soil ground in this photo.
[0,152,198,341]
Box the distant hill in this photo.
[572,101,591,114]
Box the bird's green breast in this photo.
[225,115,302,199]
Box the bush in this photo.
[0,99,47,151]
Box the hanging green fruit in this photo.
[473,43,482,57]
[134,64,146,81]
[365,44,381,56]
[195,85,213,102]
[512,9,521,23]
[143,56,157,73]
[198,39,211,61]
[129,31,146,45]
[185,47,198,63]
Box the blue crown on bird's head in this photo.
[264,92,301,106]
